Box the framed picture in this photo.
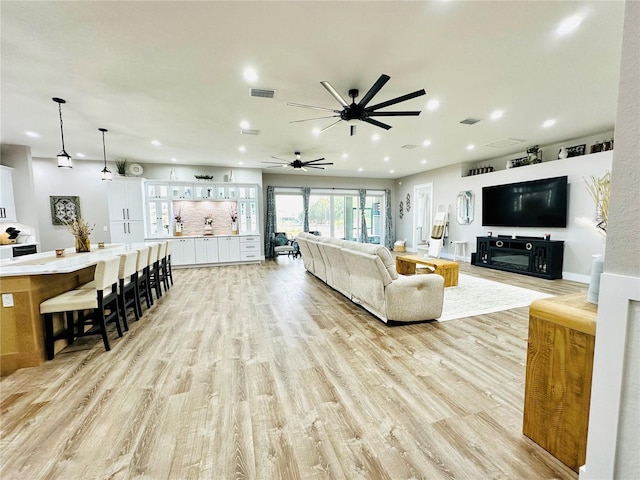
[50,196,81,225]
[566,144,586,158]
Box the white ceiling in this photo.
[0,1,625,179]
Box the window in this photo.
[275,193,303,237]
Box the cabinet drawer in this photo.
[240,242,259,252]
[240,252,260,261]
[240,236,260,243]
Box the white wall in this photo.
[396,150,612,281]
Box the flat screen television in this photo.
[482,176,568,228]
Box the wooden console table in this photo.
[523,293,597,472]
[395,255,459,287]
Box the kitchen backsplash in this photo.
[172,201,237,236]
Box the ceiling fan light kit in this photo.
[288,74,426,136]
[262,151,334,171]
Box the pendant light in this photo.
[99,128,112,181]
[52,97,72,168]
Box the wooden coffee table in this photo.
[395,254,459,287]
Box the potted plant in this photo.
[115,159,127,176]
[65,217,95,252]
[174,209,183,236]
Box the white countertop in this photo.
[0,243,149,277]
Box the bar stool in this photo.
[148,242,162,301]
[39,256,122,359]
[165,241,174,286]
[159,241,170,291]
[117,250,141,327]
[135,245,152,311]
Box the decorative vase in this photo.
[558,147,568,159]
[587,254,605,304]
[231,221,238,235]
[175,223,183,236]
[75,236,91,253]
[204,224,213,235]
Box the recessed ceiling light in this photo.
[389,169,395,174]
[557,15,583,35]
[238,161,244,165]
[358,167,363,172]
[383,156,390,162]
[467,144,475,151]
[371,134,380,142]
[238,146,246,152]
[342,153,348,159]
[243,67,258,82]
[25,131,39,138]
[421,159,427,164]
[422,139,431,147]
[312,127,321,136]
[543,119,556,128]
[239,120,250,130]
[151,139,161,146]
[427,99,440,111]
[490,110,504,120]
[171,158,177,162]
[76,153,86,158]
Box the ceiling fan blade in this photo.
[320,119,344,133]
[306,166,325,169]
[262,160,288,165]
[362,117,392,130]
[368,111,422,117]
[266,165,286,169]
[287,102,340,113]
[270,156,289,161]
[290,115,340,124]
[301,166,308,172]
[358,74,390,109]
[365,89,427,111]
[303,157,326,164]
[306,163,333,166]
[320,81,349,107]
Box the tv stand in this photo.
[474,236,564,279]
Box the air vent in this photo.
[460,118,481,125]
[402,144,418,149]
[241,129,260,135]
[485,137,526,148]
[249,88,276,98]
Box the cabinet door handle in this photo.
[122,208,126,219]
[126,208,130,219]
[123,223,127,234]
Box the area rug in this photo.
[438,273,553,322]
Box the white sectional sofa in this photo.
[295,232,444,323]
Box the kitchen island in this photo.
[0,244,139,376]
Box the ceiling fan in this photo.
[288,74,426,136]
[262,151,333,171]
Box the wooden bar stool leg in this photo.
[44,313,55,360]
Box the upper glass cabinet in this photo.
[456,190,474,224]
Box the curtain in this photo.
[385,189,394,250]
[359,189,368,243]
[265,186,276,258]
[302,187,310,232]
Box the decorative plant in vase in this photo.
[66,217,95,252]
[115,159,127,176]
[204,214,214,235]
[584,170,610,304]
[174,209,183,236]
[230,205,238,234]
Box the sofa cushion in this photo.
[343,242,398,281]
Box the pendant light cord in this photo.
[58,102,66,151]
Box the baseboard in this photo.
[562,272,590,284]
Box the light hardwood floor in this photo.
[0,257,587,479]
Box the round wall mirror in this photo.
[456,190,474,224]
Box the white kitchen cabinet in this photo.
[238,200,259,234]
[216,184,237,200]
[217,236,240,262]
[171,183,193,199]
[170,238,196,265]
[0,166,17,222]
[147,199,172,237]
[194,183,216,199]
[146,182,170,199]
[237,184,258,200]
[107,178,144,243]
[195,237,219,264]
[239,235,261,262]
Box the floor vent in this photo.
[241,129,260,135]
[485,137,526,148]
[250,88,276,98]
[460,117,481,125]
